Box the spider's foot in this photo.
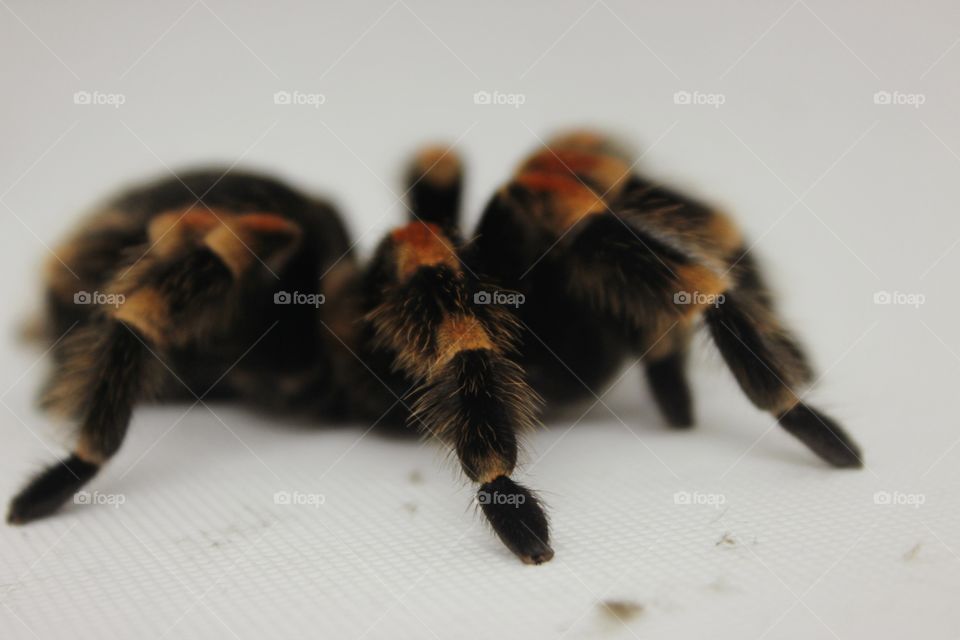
[7,455,99,525]
[479,476,554,564]
[778,403,863,468]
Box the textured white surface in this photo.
[1,1,959,638]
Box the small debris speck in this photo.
[716,532,736,547]
[408,470,424,485]
[600,600,644,622]
[706,577,738,594]
[903,543,922,561]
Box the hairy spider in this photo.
[8,131,862,564]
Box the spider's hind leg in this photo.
[642,326,695,428]
[704,250,862,468]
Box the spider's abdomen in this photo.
[39,169,356,411]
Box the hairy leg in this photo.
[9,211,303,523]
[363,220,552,563]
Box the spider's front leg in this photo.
[8,211,302,523]
[363,221,553,564]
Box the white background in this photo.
[1,1,958,638]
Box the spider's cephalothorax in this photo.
[8,132,863,564]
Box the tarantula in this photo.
[8,131,862,564]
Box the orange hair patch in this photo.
[391,221,460,280]
[520,149,603,175]
[547,130,609,152]
[675,264,730,318]
[520,148,630,198]
[412,146,461,186]
[204,213,302,277]
[147,209,221,255]
[233,213,301,234]
[111,287,168,344]
[435,315,494,367]
[514,172,607,233]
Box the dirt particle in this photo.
[403,502,418,514]
[706,577,738,594]
[408,470,424,485]
[715,532,736,547]
[599,600,644,622]
[903,543,922,561]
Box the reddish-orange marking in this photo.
[550,130,607,150]
[235,213,298,234]
[413,146,460,185]
[391,221,459,280]
[515,171,587,195]
[435,315,493,366]
[391,220,445,247]
[523,149,605,176]
[176,211,219,231]
[148,210,219,243]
